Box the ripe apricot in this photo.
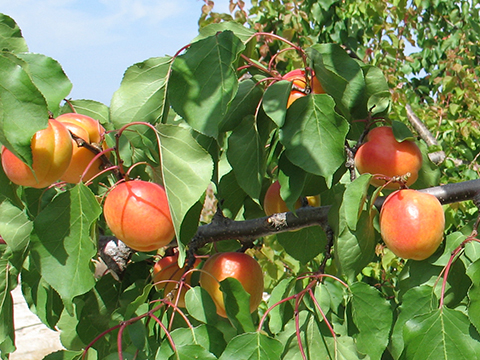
[57,114,107,183]
[153,253,201,308]
[379,189,445,260]
[199,252,264,317]
[354,126,423,189]
[103,180,175,252]
[263,180,320,216]
[1,119,72,188]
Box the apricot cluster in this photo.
[1,113,107,188]
[263,180,320,216]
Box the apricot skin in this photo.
[379,189,445,260]
[1,119,72,188]
[354,126,423,189]
[58,120,105,183]
[103,181,175,252]
[199,252,264,318]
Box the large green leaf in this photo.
[279,94,349,178]
[227,115,266,200]
[390,285,437,360]
[402,307,480,359]
[218,332,283,360]
[350,282,393,360]
[30,185,101,308]
[307,44,367,120]
[16,53,72,115]
[466,258,480,334]
[0,53,49,165]
[169,31,245,139]
[262,80,291,127]
[0,201,31,271]
[276,226,327,264]
[221,277,255,333]
[157,124,213,247]
[0,13,28,53]
[110,56,172,130]
[328,177,376,281]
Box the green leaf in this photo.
[110,56,172,132]
[0,165,21,207]
[167,344,217,360]
[217,170,248,220]
[0,53,49,165]
[0,200,31,254]
[402,307,480,359]
[0,201,31,271]
[267,277,295,334]
[169,31,245,138]
[185,286,218,325]
[390,285,437,360]
[220,78,263,132]
[157,124,213,246]
[279,94,349,178]
[157,324,226,359]
[350,282,393,360]
[391,120,415,142]
[0,258,15,356]
[362,65,391,115]
[195,21,255,43]
[276,226,327,264]
[16,53,72,115]
[221,277,255,333]
[467,259,480,334]
[262,80,291,127]
[227,116,266,200]
[308,44,367,120]
[30,184,101,308]
[328,179,376,281]
[0,13,28,53]
[218,332,283,360]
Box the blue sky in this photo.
[1,1,240,105]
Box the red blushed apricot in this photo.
[354,126,423,189]
[199,252,264,318]
[103,180,175,252]
[1,119,73,188]
[379,189,445,260]
[153,253,201,308]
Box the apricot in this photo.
[56,115,107,183]
[263,180,320,216]
[103,180,175,252]
[379,189,445,260]
[199,252,264,318]
[354,126,423,189]
[283,68,325,108]
[1,119,72,188]
[153,253,201,308]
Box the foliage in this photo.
[0,1,480,359]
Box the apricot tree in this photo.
[1,1,480,359]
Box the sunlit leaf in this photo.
[16,53,72,115]
[402,307,480,359]
[218,332,283,360]
[279,94,349,178]
[169,31,245,138]
[0,13,28,52]
[0,53,49,165]
[30,184,101,308]
[350,282,393,359]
